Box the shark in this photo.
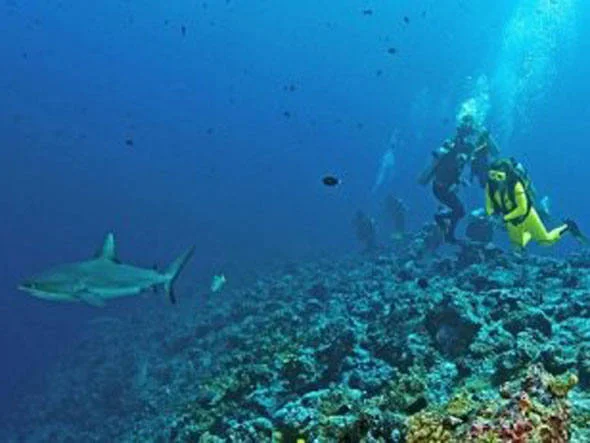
[18,233,195,307]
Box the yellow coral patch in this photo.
[446,391,475,418]
[548,372,578,398]
[406,411,452,443]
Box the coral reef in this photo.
[5,239,590,441]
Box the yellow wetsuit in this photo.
[485,181,568,248]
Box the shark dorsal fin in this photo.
[98,233,118,261]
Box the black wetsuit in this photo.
[432,152,466,242]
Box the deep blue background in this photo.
[1,0,588,417]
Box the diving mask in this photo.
[488,170,507,182]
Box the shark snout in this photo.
[18,280,44,293]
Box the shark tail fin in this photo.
[164,246,195,304]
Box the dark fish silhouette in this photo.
[322,176,341,187]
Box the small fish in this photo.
[403,16,410,24]
[283,111,291,118]
[322,176,341,187]
[125,138,134,147]
[387,47,397,55]
[181,25,186,36]
[210,274,227,293]
[362,9,373,15]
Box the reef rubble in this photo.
[5,235,590,442]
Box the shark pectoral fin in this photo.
[75,291,106,307]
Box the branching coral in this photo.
[468,365,573,442]
[384,368,428,414]
[547,372,578,398]
[445,391,476,418]
[404,364,575,443]
[406,411,452,443]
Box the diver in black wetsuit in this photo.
[419,117,477,243]
[431,144,468,243]
[383,194,407,239]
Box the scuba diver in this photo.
[353,210,377,251]
[419,139,467,243]
[419,116,479,243]
[485,158,587,248]
[419,115,499,243]
[383,194,407,239]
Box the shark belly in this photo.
[82,264,167,300]
[29,289,78,303]
[88,284,145,299]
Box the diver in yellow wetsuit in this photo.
[485,158,586,248]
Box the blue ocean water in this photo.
[2,0,590,436]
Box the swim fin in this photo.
[564,219,589,244]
